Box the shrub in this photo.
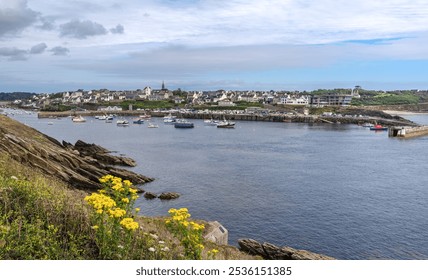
[165,208,205,260]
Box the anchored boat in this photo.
[370,124,388,131]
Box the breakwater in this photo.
[38,110,416,127]
[389,125,428,138]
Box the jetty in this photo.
[389,126,428,138]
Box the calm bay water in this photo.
[10,112,428,259]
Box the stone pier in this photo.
[389,126,428,138]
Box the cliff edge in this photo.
[0,115,153,190]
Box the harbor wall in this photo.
[389,126,428,138]
[38,110,416,127]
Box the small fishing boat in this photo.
[116,119,129,126]
[362,122,374,128]
[204,118,219,126]
[133,118,144,124]
[217,119,235,128]
[174,119,194,128]
[370,124,388,131]
[72,116,86,123]
[163,113,177,124]
[139,113,151,120]
[148,123,159,128]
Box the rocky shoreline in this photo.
[0,114,152,190]
[1,114,334,259]
[238,239,335,260]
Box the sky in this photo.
[1,0,428,93]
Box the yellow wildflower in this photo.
[91,225,99,230]
[123,180,132,187]
[84,193,116,211]
[135,208,140,213]
[112,183,124,192]
[120,217,139,231]
[121,197,130,204]
[108,207,126,218]
[99,174,114,184]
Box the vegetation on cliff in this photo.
[0,115,254,260]
[0,155,255,260]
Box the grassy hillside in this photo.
[0,153,255,260]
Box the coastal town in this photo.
[7,83,428,109]
[3,84,428,136]
[10,83,364,109]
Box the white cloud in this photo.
[2,0,428,91]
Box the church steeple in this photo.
[161,80,165,90]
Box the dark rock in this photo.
[144,192,157,199]
[72,140,137,167]
[158,192,180,200]
[238,238,334,260]
[0,115,153,190]
[238,239,267,258]
[263,242,293,260]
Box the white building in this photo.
[279,94,309,105]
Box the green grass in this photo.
[0,153,255,260]
[351,94,420,106]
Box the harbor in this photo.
[37,108,417,127]
[7,110,428,260]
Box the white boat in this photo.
[72,116,86,123]
[148,123,159,128]
[217,120,235,128]
[163,113,177,124]
[204,119,219,126]
[362,122,374,128]
[139,113,152,120]
[116,119,129,126]
[105,115,114,123]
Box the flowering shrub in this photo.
[165,208,205,260]
[84,175,140,259]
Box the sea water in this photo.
[9,112,428,259]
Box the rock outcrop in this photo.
[70,140,137,167]
[158,192,180,200]
[0,115,153,190]
[238,239,335,260]
[144,192,157,199]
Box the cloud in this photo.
[59,20,108,39]
[50,46,70,56]
[36,17,55,30]
[110,24,124,34]
[0,0,39,37]
[29,43,48,54]
[0,47,28,60]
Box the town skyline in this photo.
[2,1,428,92]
